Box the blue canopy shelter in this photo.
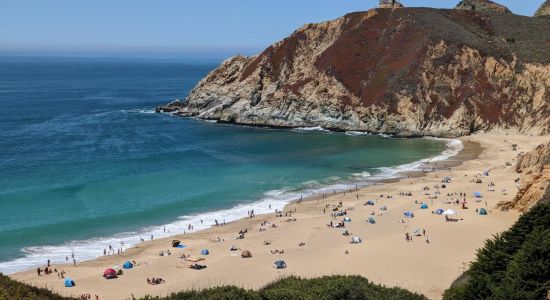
[479,208,488,215]
[404,211,414,218]
[435,208,445,215]
[64,278,75,287]
[201,249,210,255]
[420,203,428,209]
[474,192,483,198]
[122,261,133,269]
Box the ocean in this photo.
[0,56,456,274]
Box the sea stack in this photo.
[455,0,512,13]
[535,0,550,17]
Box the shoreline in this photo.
[11,132,548,300]
[0,129,461,276]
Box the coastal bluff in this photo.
[160,5,550,138]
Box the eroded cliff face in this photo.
[163,8,550,137]
[535,0,550,17]
[499,143,550,212]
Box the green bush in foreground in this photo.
[139,275,427,300]
[0,273,73,300]
[443,197,550,300]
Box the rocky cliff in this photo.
[535,0,550,17]
[161,7,550,137]
[499,142,550,212]
[455,0,511,14]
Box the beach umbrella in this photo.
[442,209,456,215]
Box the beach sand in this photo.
[11,133,550,300]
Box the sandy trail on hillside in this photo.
[11,133,550,300]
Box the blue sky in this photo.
[0,0,542,57]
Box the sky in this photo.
[0,0,542,58]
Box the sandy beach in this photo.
[10,132,550,300]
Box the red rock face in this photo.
[169,8,550,137]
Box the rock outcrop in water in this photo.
[535,0,550,17]
[160,4,550,137]
[499,143,550,212]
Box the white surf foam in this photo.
[345,131,371,136]
[293,126,331,133]
[0,137,463,275]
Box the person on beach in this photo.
[37,267,41,276]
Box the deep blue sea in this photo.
[0,56,453,273]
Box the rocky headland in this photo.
[159,2,549,138]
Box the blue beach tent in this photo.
[368,217,376,224]
[479,208,488,215]
[435,208,445,215]
[366,200,375,205]
[122,261,133,269]
[474,192,483,198]
[420,203,428,209]
[274,260,287,269]
[404,211,414,218]
[201,249,210,255]
[64,278,75,287]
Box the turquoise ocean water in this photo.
[0,56,454,273]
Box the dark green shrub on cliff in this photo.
[139,275,427,300]
[0,273,73,300]
[443,198,550,300]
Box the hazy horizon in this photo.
[0,0,544,59]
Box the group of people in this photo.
[147,277,165,285]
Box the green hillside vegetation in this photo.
[138,275,427,300]
[0,273,73,300]
[443,197,550,299]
